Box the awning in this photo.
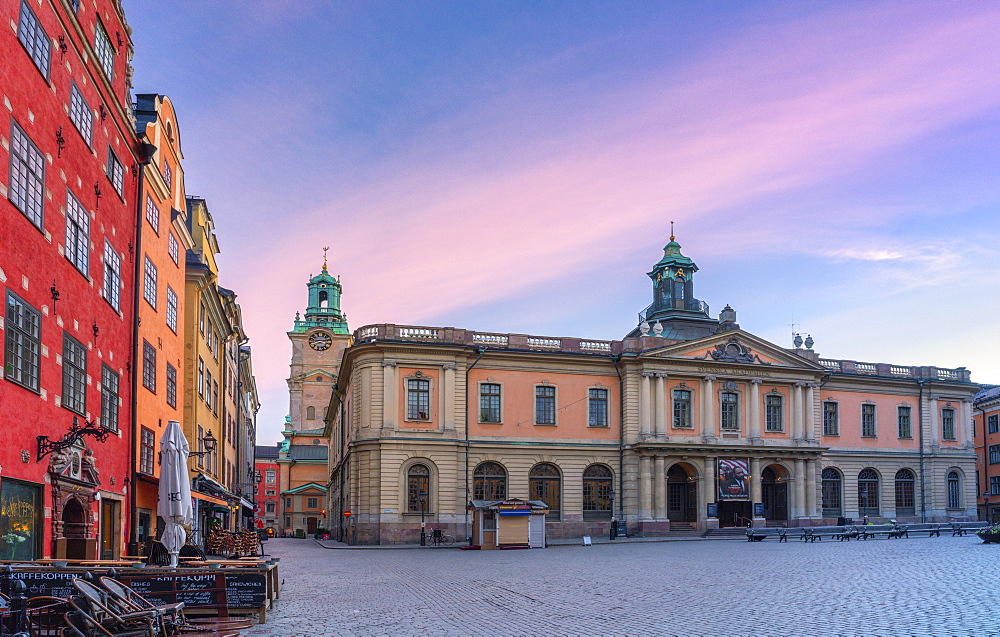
[191,492,228,506]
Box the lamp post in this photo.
[608,489,616,540]
[419,490,427,546]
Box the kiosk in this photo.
[468,499,548,549]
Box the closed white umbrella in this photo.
[159,420,193,567]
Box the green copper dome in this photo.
[292,255,350,334]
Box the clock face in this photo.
[309,331,333,351]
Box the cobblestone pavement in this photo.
[244,536,1000,636]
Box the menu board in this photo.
[119,573,227,610]
[10,571,77,598]
[224,573,268,608]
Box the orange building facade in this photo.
[974,386,1000,522]
[325,239,980,544]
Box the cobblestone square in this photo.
[245,536,1000,636]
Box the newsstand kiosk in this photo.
[468,499,548,549]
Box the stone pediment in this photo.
[640,330,826,371]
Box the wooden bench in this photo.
[899,523,943,538]
[746,528,785,542]
[951,521,989,536]
[859,524,905,539]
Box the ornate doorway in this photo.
[762,466,789,523]
[666,464,697,523]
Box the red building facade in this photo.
[1,0,137,559]
[254,446,280,537]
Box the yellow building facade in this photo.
[325,239,979,544]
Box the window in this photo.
[530,463,561,520]
[9,120,45,228]
[197,358,204,397]
[17,1,50,78]
[284,498,292,509]
[265,501,275,514]
[583,464,613,520]
[861,403,877,437]
[306,406,315,420]
[141,340,156,392]
[406,378,430,420]
[162,161,172,193]
[64,190,90,275]
[720,392,739,430]
[765,394,783,432]
[106,147,124,196]
[941,408,956,441]
[4,292,41,391]
[479,383,501,423]
[406,464,430,512]
[858,468,879,516]
[94,21,115,80]
[212,380,219,414]
[947,471,961,509]
[588,388,608,427]
[473,462,506,501]
[139,427,155,474]
[990,445,1000,465]
[205,371,213,404]
[61,333,87,414]
[168,232,179,264]
[265,470,276,485]
[196,425,205,469]
[894,469,915,516]
[821,468,842,517]
[991,475,1000,496]
[143,256,157,308]
[69,83,93,146]
[672,389,692,428]
[102,241,121,310]
[284,516,290,528]
[897,406,912,439]
[990,415,999,434]
[306,497,318,509]
[535,385,556,425]
[823,402,839,436]
[145,195,159,233]
[165,363,177,408]
[165,287,178,332]
[100,364,119,431]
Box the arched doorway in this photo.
[666,464,697,523]
[762,466,788,523]
[61,498,89,559]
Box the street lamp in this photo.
[188,430,218,457]
[608,489,616,540]
[419,490,428,546]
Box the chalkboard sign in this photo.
[754,503,765,517]
[707,502,718,518]
[225,573,268,608]
[119,573,227,610]
[10,571,77,599]
[614,520,627,537]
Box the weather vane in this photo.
[670,220,675,241]
[322,246,330,271]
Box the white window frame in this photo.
[143,256,157,309]
[69,83,93,146]
[17,0,50,79]
[165,286,178,332]
[102,240,122,311]
[65,190,90,275]
[94,20,115,80]
[9,120,45,229]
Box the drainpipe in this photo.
[127,140,154,557]
[917,379,927,523]
[612,355,625,527]
[463,348,485,544]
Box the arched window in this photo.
[406,464,430,512]
[529,463,561,520]
[583,464,613,520]
[318,290,329,308]
[473,462,506,501]
[306,406,315,420]
[858,469,879,517]
[821,468,842,517]
[673,276,685,308]
[894,469,915,516]
[947,471,961,509]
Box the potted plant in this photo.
[976,523,1000,543]
[314,527,329,539]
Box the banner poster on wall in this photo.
[717,459,750,500]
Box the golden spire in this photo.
[322,246,330,271]
[670,220,675,241]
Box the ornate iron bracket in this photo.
[37,416,115,462]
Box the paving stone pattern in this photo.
[245,537,1000,636]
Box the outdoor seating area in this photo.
[746,523,987,544]
[0,557,280,636]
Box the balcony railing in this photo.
[817,358,970,382]
[352,324,617,356]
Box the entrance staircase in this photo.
[702,527,751,539]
